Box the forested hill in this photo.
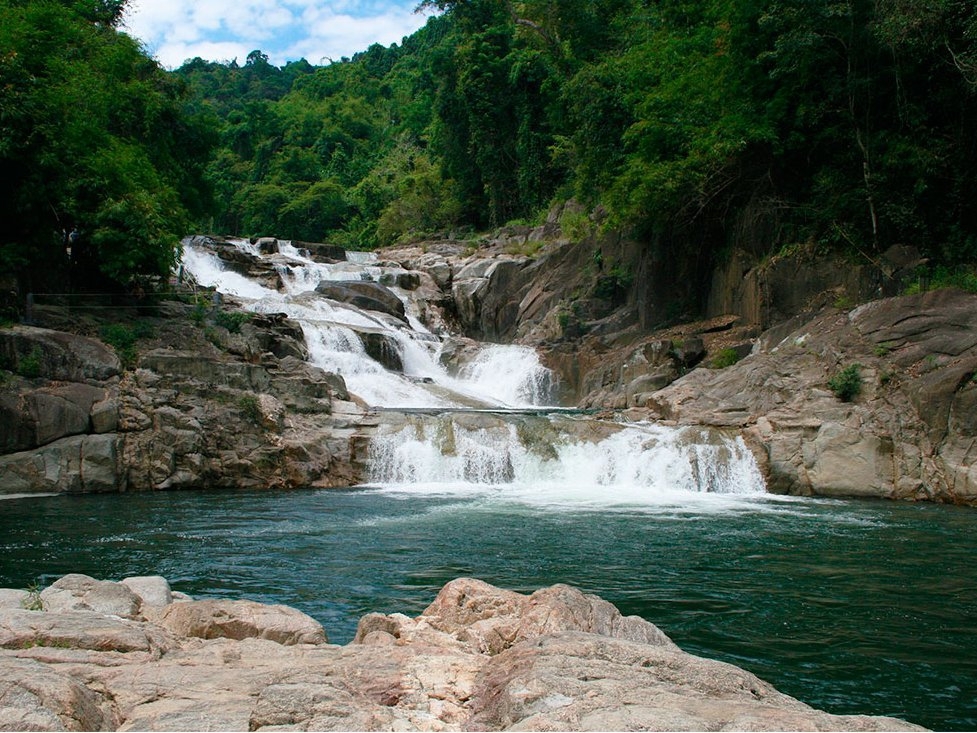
[2,0,977,300]
[177,0,977,277]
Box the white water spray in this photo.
[179,237,558,409]
[367,417,766,505]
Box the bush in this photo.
[711,348,741,369]
[100,321,153,369]
[828,363,863,402]
[16,348,42,378]
[214,310,252,334]
[238,395,262,425]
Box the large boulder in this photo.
[155,599,328,645]
[0,433,122,494]
[407,578,677,656]
[315,281,406,321]
[40,574,141,619]
[0,326,120,383]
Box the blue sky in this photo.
[122,0,436,69]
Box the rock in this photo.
[295,240,347,262]
[357,331,404,372]
[0,576,925,732]
[465,631,912,732]
[90,396,119,434]
[0,383,111,452]
[0,326,121,383]
[0,590,30,610]
[648,290,977,503]
[254,236,280,254]
[121,576,172,610]
[40,574,141,619]
[627,368,679,404]
[0,434,121,494]
[0,608,169,654]
[315,281,406,321]
[674,335,706,367]
[155,599,328,645]
[0,657,117,731]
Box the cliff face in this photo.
[0,304,373,495]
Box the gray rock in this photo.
[40,574,141,619]
[0,326,121,383]
[315,281,406,321]
[90,397,119,433]
[121,576,172,609]
[357,331,404,372]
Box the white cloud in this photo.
[123,0,433,69]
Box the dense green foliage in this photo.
[5,0,976,297]
[0,0,217,292]
[177,0,977,273]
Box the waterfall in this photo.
[179,236,767,501]
[180,237,552,408]
[367,416,765,503]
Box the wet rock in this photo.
[315,281,406,321]
[296,240,348,263]
[357,331,404,372]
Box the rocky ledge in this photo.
[0,574,921,731]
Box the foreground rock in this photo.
[0,575,922,731]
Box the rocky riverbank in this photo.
[0,574,923,731]
[2,228,976,504]
[0,299,373,493]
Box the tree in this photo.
[0,0,217,292]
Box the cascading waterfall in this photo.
[367,416,765,503]
[180,236,767,502]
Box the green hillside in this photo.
[3,0,977,297]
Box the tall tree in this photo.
[0,0,217,292]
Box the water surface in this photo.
[0,488,973,731]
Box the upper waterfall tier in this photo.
[179,237,558,410]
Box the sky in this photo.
[122,0,437,69]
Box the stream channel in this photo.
[1,238,974,730]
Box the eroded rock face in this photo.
[647,290,977,504]
[0,575,924,732]
[0,308,369,494]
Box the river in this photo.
[1,488,974,731]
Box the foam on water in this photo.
[366,419,766,507]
